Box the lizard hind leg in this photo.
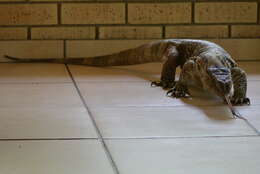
[231,67,250,105]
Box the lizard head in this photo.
[207,66,233,98]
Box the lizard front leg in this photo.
[151,46,179,89]
[231,67,250,105]
[167,60,193,98]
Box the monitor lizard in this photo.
[4,39,250,119]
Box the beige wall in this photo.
[0,0,259,61]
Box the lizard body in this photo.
[4,39,250,118]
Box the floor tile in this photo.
[106,137,260,174]
[78,82,224,108]
[68,63,163,82]
[68,61,259,82]
[78,81,260,108]
[236,105,260,133]
[0,83,83,108]
[247,80,260,105]
[0,140,114,174]
[92,106,256,138]
[0,63,71,83]
[0,108,97,139]
[238,61,260,80]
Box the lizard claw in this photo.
[166,83,190,98]
[151,81,162,87]
[151,81,175,89]
[231,97,250,105]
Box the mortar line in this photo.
[228,25,232,38]
[57,2,62,25]
[191,1,195,24]
[95,26,99,40]
[125,1,128,24]
[257,1,260,24]
[65,64,120,174]
[162,25,165,38]
[63,40,67,59]
[27,27,31,40]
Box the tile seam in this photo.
[65,64,120,174]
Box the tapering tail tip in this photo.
[4,55,20,61]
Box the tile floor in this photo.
[0,62,259,174]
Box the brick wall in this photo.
[0,0,260,61]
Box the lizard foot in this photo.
[231,97,250,105]
[166,83,190,98]
[151,81,175,89]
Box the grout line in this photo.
[65,64,120,174]
[1,134,258,142]
[0,82,73,85]
[0,138,98,141]
[243,119,260,135]
[103,134,260,140]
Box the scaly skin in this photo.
[4,39,250,107]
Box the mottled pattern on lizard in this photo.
[4,39,250,118]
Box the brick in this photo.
[0,4,57,25]
[0,41,63,61]
[62,3,125,24]
[31,27,95,40]
[231,25,260,38]
[0,28,27,40]
[99,26,162,39]
[128,3,191,24]
[209,39,260,60]
[166,25,228,38]
[66,40,152,58]
[195,2,257,23]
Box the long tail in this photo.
[4,41,167,66]
[4,55,66,64]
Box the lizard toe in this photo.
[166,89,174,97]
[151,81,175,89]
[151,81,162,87]
[231,97,250,105]
[167,87,189,98]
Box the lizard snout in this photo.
[216,78,232,95]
